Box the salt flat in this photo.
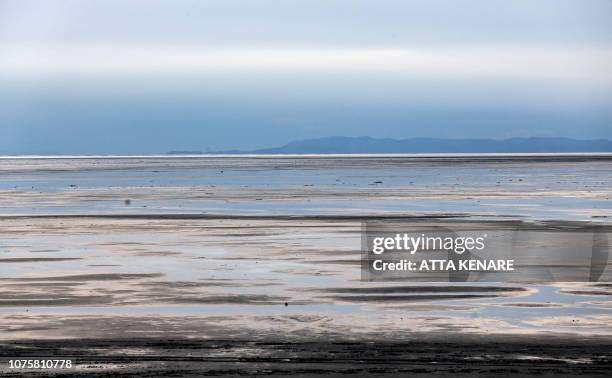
[0,155,610,376]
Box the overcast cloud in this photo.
[1,0,611,154]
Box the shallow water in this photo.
[0,156,610,343]
[1,155,610,219]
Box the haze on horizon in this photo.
[1,0,611,155]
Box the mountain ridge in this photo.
[212,136,612,154]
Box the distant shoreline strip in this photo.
[1,153,612,160]
[0,213,473,221]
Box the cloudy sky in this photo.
[1,0,611,154]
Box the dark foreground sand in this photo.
[1,335,611,376]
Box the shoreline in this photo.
[2,152,612,160]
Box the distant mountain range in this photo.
[185,136,612,155]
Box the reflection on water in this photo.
[0,156,610,342]
[0,216,610,341]
[0,156,610,220]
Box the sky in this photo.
[0,0,611,154]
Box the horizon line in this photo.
[2,152,612,160]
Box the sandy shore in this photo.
[0,216,610,376]
[0,156,610,375]
[1,335,612,376]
